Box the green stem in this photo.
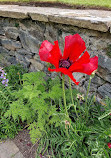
[85,76,91,119]
[62,75,68,117]
[69,77,79,118]
[62,75,69,138]
[69,78,74,105]
[77,99,82,119]
[18,72,22,85]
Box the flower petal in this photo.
[63,34,86,62]
[48,67,80,85]
[108,143,111,148]
[69,51,98,75]
[39,40,62,68]
[39,40,53,62]
[48,41,62,68]
[82,56,98,75]
[69,51,90,72]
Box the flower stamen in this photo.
[59,59,72,69]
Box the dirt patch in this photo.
[13,129,52,158]
[13,129,38,158]
[0,1,111,11]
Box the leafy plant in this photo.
[36,97,111,158]
[2,68,110,158]
[5,64,27,90]
[3,68,111,157]
[0,64,27,139]
[5,72,71,143]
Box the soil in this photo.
[13,129,39,158]
[0,1,111,11]
[13,129,51,158]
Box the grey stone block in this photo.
[1,39,22,51]
[4,27,19,40]
[19,30,40,53]
[16,48,32,55]
[0,46,9,54]
[98,83,111,98]
[97,66,111,83]
[98,54,111,73]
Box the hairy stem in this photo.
[62,75,68,117]
[17,72,22,86]
[69,77,79,118]
[62,75,69,137]
[85,77,91,119]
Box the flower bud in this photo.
[108,143,111,148]
[76,93,84,101]
[64,120,70,129]
[90,70,97,79]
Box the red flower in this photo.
[39,34,98,85]
[108,143,111,148]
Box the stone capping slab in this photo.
[0,5,111,32]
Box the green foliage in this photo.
[2,66,111,157]
[36,96,111,158]
[15,23,19,28]
[5,72,67,143]
[0,82,17,139]
[0,116,21,139]
[0,64,27,139]
[5,64,27,90]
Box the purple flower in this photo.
[6,79,9,83]
[0,74,3,78]
[0,67,9,86]
[2,80,5,85]
[3,76,6,79]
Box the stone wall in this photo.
[0,6,111,100]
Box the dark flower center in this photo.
[59,59,72,69]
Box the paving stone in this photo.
[13,151,24,158]
[0,140,19,158]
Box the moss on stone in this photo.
[15,23,19,28]
[106,45,111,58]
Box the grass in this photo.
[0,0,111,8]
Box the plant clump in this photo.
[0,34,111,158]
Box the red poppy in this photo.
[39,34,98,85]
[108,143,111,148]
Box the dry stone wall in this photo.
[0,6,111,100]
